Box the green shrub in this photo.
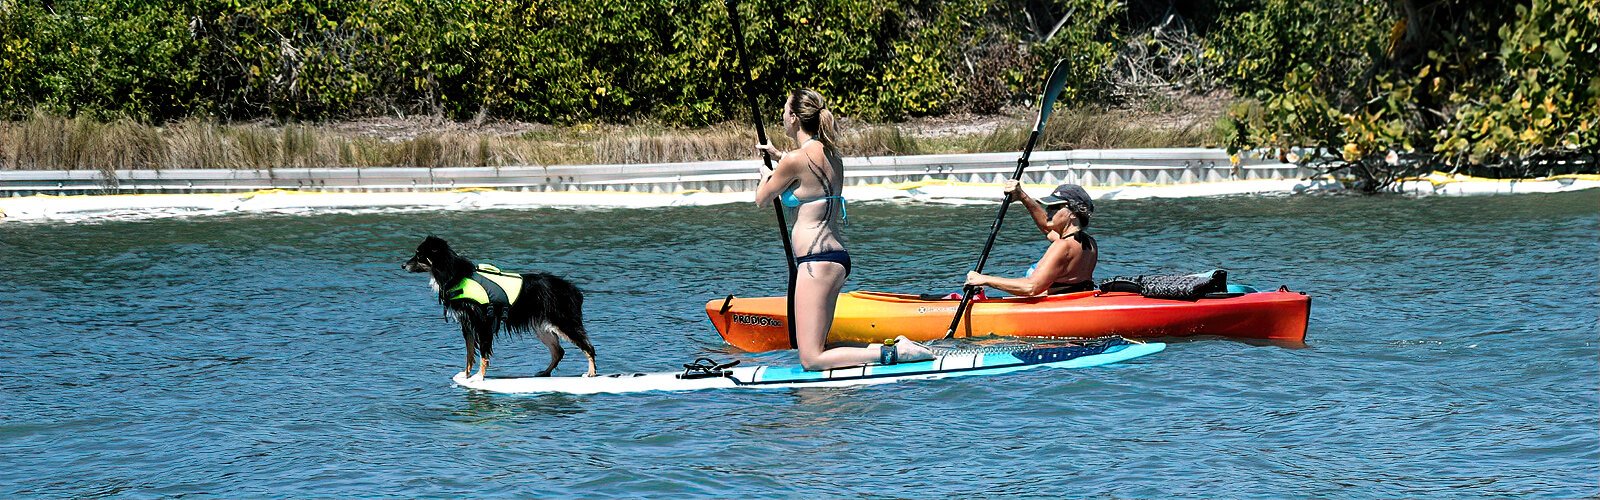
[1217,0,1598,190]
[7,0,1588,181]
[1027,0,1121,104]
[2,0,1105,125]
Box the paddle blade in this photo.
[1031,58,1072,133]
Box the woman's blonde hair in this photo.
[787,89,840,155]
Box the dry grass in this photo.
[0,113,597,171]
[1038,107,1219,150]
[0,105,1224,171]
[590,122,773,164]
[926,107,1222,154]
[0,112,164,173]
[840,125,923,157]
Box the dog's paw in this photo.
[583,371,598,378]
[534,370,553,378]
[467,373,485,383]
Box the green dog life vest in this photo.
[441,264,523,307]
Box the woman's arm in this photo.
[1005,180,1052,235]
[964,238,1075,297]
[754,144,801,207]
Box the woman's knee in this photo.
[798,352,830,372]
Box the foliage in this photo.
[1,1,203,120]
[1215,0,1598,190]
[0,0,1090,124]
[1027,0,1121,104]
[3,0,1593,180]
[1431,0,1599,168]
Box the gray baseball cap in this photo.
[1037,184,1093,213]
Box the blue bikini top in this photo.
[780,186,847,224]
[779,140,848,223]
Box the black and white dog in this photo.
[403,236,596,380]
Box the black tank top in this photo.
[1048,231,1096,294]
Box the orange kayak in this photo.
[706,288,1310,352]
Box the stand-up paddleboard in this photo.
[452,337,1164,395]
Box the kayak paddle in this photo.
[725,0,799,349]
[943,58,1071,339]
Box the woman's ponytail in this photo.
[817,108,839,156]
[789,88,841,156]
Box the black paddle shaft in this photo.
[969,133,1043,273]
[943,59,1068,339]
[942,134,1042,338]
[725,0,799,349]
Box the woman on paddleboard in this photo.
[754,89,933,370]
[965,181,1098,296]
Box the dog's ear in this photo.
[421,235,451,251]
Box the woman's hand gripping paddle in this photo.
[725,0,799,349]
[943,59,1071,339]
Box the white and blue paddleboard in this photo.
[452,339,1164,395]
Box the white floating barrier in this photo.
[1,149,1591,222]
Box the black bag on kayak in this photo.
[1098,269,1228,301]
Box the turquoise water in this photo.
[2,191,1596,497]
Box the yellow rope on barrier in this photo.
[1400,171,1600,187]
[1544,174,1600,181]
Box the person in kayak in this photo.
[965,181,1098,296]
[754,89,933,370]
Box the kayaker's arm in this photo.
[1005,180,1053,236]
[966,272,1051,297]
[965,238,1073,297]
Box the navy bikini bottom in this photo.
[795,250,852,276]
